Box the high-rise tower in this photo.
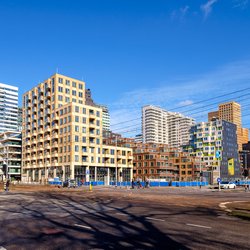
[208,101,248,150]
[142,105,195,147]
[0,83,18,133]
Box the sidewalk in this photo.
[226,201,250,220]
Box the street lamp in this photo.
[199,152,203,189]
[115,136,118,187]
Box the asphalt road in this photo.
[0,187,249,250]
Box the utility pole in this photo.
[115,135,118,187]
[199,152,203,189]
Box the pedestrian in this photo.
[137,179,142,189]
[6,179,10,192]
[131,179,135,189]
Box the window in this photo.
[75,116,79,122]
[75,155,79,162]
[75,145,79,152]
[58,78,63,83]
[72,98,76,103]
[82,108,86,114]
[96,111,100,117]
[75,106,79,112]
[75,125,79,132]
[79,83,83,89]
[58,86,63,92]
[82,117,86,123]
[72,90,76,96]
[65,97,70,102]
[79,92,83,97]
[65,88,70,94]
[58,95,63,101]
[72,81,77,87]
[66,80,70,86]
[75,135,79,142]
[96,120,100,126]
[82,127,86,133]
[82,137,86,143]
[111,149,115,155]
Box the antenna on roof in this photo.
[56,67,59,73]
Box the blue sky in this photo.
[0,0,250,136]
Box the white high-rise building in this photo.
[142,105,195,147]
[0,83,18,133]
[99,105,110,131]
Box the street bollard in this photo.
[89,183,92,191]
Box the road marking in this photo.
[116,213,128,216]
[74,224,92,230]
[146,217,165,222]
[186,223,211,229]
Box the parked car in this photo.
[220,181,236,189]
[62,179,76,188]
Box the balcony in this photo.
[44,153,51,158]
[38,128,44,134]
[37,137,44,143]
[52,152,58,157]
[38,154,43,159]
[52,124,59,130]
[44,135,51,141]
[52,142,58,148]
[44,127,51,133]
[52,133,58,139]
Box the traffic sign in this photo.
[217,177,221,183]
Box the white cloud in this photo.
[233,0,249,9]
[109,60,250,137]
[178,100,194,106]
[171,5,190,22]
[201,0,218,19]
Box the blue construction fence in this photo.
[87,181,209,187]
[48,180,209,187]
[236,180,250,186]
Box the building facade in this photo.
[186,119,240,183]
[132,143,205,181]
[142,105,195,147]
[22,73,133,184]
[240,142,250,178]
[208,101,248,150]
[0,83,19,133]
[0,131,22,181]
